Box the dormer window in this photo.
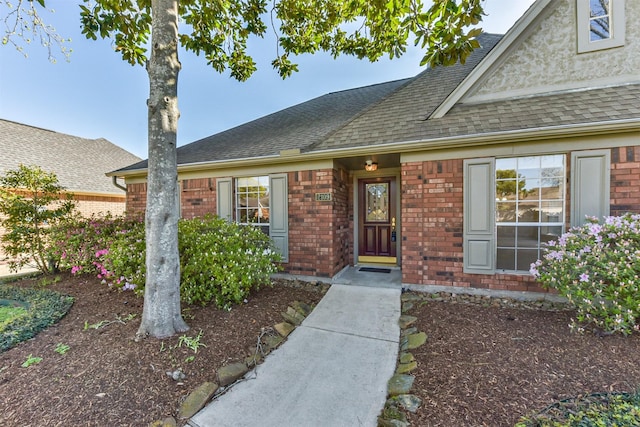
[577,0,625,53]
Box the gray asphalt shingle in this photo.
[0,119,141,194]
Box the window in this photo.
[217,174,289,262]
[577,0,625,53]
[235,176,270,234]
[495,155,565,272]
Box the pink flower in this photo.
[71,266,82,275]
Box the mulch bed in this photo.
[0,274,326,426]
[403,296,640,426]
[2,275,640,426]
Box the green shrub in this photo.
[516,390,640,426]
[0,286,74,352]
[530,214,640,335]
[58,214,282,309]
[178,215,282,309]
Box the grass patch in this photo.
[516,390,640,426]
[0,285,74,352]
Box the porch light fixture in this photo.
[364,159,378,172]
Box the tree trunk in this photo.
[137,0,189,339]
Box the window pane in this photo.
[590,0,609,17]
[541,201,563,222]
[517,226,540,248]
[496,202,517,222]
[366,183,389,222]
[497,226,516,247]
[591,17,610,41]
[517,249,539,271]
[497,248,515,271]
[518,203,539,222]
[541,226,563,243]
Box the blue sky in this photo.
[0,0,535,159]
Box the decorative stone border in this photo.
[149,281,329,427]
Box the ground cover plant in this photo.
[0,285,74,352]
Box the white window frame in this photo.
[576,0,625,53]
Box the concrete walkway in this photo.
[189,272,401,427]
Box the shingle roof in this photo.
[118,77,412,172]
[0,119,141,194]
[312,33,504,151]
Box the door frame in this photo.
[352,168,401,265]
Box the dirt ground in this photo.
[1,275,639,426]
[0,274,326,426]
[402,296,640,426]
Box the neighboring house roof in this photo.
[0,119,141,194]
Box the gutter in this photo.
[111,176,127,192]
[108,117,640,178]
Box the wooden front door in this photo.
[358,177,397,260]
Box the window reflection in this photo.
[495,155,565,272]
[590,0,611,41]
[236,176,270,229]
[366,183,389,222]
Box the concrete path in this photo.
[189,282,401,427]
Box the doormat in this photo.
[359,267,391,273]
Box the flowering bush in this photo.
[530,213,640,335]
[56,214,282,309]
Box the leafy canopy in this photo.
[79,0,484,80]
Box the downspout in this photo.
[112,176,127,192]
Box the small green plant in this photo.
[37,275,61,288]
[177,329,206,353]
[0,305,27,325]
[83,313,137,331]
[54,343,70,355]
[21,354,43,368]
[531,214,640,335]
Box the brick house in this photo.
[0,119,141,258]
[112,0,640,295]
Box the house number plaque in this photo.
[315,193,332,202]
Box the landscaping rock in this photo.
[394,394,422,413]
[178,382,218,419]
[217,363,249,386]
[148,416,177,427]
[396,361,417,374]
[387,374,414,396]
[245,353,262,367]
[291,300,312,317]
[406,332,427,350]
[274,321,295,338]
[399,352,415,364]
[401,302,414,313]
[400,327,417,337]
[398,315,417,329]
[281,306,305,325]
[263,334,284,350]
[400,293,422,303]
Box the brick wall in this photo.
[126,183,147,216]
[180,178,216,219]
[286,168,351,277]
[611,146,640,215]
[401,159,548,293]
[401,145,640,293]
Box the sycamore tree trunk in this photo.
[137,0,189,339]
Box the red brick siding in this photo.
[285,168,350,277]
[180,178,216,219]
[401,160,548,293]
[401,146,640,293]
[126,183,147,216]
[611,146,640,215]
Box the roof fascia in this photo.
[430,0,554,119]
[113,118,640,179]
